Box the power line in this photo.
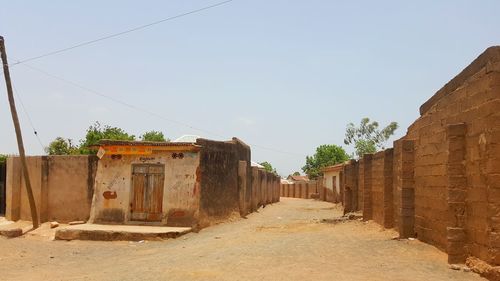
[19,62,225,138]
[11,83,46,151]
[11,0,235,66]
[17,62,307,158]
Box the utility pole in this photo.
[0,36,39,229]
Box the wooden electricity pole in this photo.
[0,36,39,229]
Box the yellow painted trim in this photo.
[100,145,200,155]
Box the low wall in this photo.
[6,156,97,223]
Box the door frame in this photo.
[129,163,165,223]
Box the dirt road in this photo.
[0,198,483,281]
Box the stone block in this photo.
[0,228,23,238]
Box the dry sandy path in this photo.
[0,198,484,281]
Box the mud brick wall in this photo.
[362,154,373,221]
[333,47,500,266]
[406,46,500,262]
[259,170,267,206]
[342,160,359,213]
[393,142,402,229]
[280,181,319,200]
[393,139,416,238]
[357,159,364,213]
[197,139,241,223]
[6,156,97,223]
[251,167,260,212]
[370,150,394,228]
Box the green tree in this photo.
[292,171,301,176]
[79,122,135,154]
[259,161,278,175]
[344,117,398,158]
[140,130,168,142]
[45,137,78,155]
[0,154,7,163]
[302,144,349,179]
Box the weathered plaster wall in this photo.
[89,151,200,227]
[0,162,6,215]
[196,139,241,227]
[6,156,96,223]
[323,170,340,203]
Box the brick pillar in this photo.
[5,157,21,221]
[238,161,248,216]
[259,169,266,207]
[339,170,344,204]
[446,123,467,264]
[251,167,259,211]
[399,140,415,238]
[276,177,281,202]
[363,154,373,221]
[343,164,352,214]
[352,162,359,211]
[383,149,394,229]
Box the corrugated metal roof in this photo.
[98,139,197,147]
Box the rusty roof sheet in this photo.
[321,163,344,173]
[98,139,199,147]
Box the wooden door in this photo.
[130,164,165,222]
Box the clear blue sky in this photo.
[1,0,499,176]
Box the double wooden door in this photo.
[130,164,165,222]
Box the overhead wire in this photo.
[11,83,46,151]
[10,0,235,66]
[18,62,226,139]
[5,0,308,158]
[17,62,307,157]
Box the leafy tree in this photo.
[344,117,398,158]
[45,137,78,155]
[292,171,301,176]
[140,130,168,142]
[302,144,349,179]
[259,161,278,175]
[0,154,7,163]
[79,122,135,154]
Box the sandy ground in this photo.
[0,198,485,281]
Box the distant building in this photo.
[321,163,344,203]
[286,175,309,182]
